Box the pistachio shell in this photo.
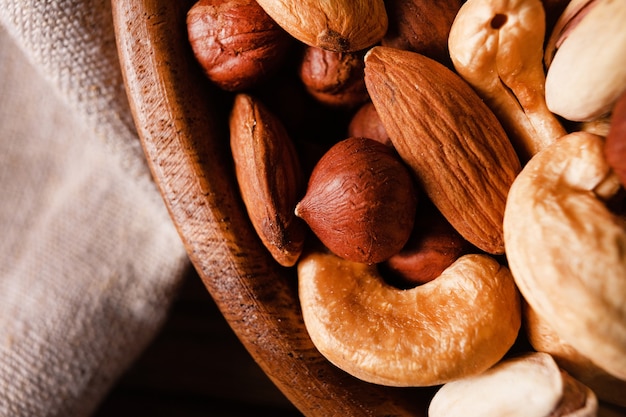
[545,0,626,121]
[429,352,598,417]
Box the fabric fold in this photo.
[0,1,191,415]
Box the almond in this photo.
[364,46,521,254]
[229,94,307,267]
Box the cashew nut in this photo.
[428,352,598,417]
[524,302,626,408]
[298,251,521,387]
[448,0,566,162]
[503,131,626,380]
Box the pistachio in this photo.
[429,352,598,417]
[545,0,626,121]
[544,0,600,68]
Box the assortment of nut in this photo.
[187,0,626,414]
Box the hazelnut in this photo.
[381,202,472,288]
[347,102,391,146]
[187,0,293,91]
[295,137,417,264]
[382,0,462,66]
[298,46,369,109]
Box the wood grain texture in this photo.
[111,1,430,415]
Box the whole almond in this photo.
[254,0,388,52]
[230,94,306,267]
[364,46,521,254]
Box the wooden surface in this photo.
[111,0,430,416]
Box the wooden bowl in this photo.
[111,1,431,415]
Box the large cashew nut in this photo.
[448,0,566,162]
[298,251,521,387]
[504,131,626,380]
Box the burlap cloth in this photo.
[0,0,191,415]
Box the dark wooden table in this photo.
[94,266,303,417]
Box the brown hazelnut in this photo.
[381,202,472,288]
[298,46,369,109]
[187,0,293,91]
[347,101,391,146]
[381,0,462,65]
[295,137,418,264]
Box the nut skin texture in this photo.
[187,0,293,91]
[364,46,521,255]
[381,202,472,288]
[605,91,626,188]
[230,94,306,267]
[295,137,417,265]
[298,46,369,109]
[347,101,392,146]
[254,0,388,52]
[382,0,462,65]
[298,251,521,387]
[503,131,626,381]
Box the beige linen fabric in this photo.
[0,0,190,416]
